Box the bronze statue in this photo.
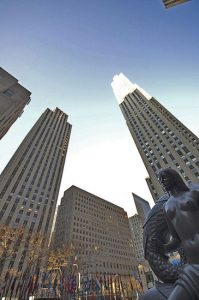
[142,168,199,300]
[158,168,199,299]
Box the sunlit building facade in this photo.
[129,215,143,261]
[0,107,71,274]
[112,73,199,200]
[53,186,138,276]
[162,0,191,8]
[0,67,31,139]
[129,196,153,291]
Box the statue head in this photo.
[157,168,188,193]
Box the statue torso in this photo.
[164,190,199,263]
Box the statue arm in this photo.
[163,225,181,253]
[153,220,181,255]
[163,204,181,253]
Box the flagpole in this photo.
[114,275,117,300]
[100,274,103,300]
[109,274,113,300]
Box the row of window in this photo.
[122,94,198,181]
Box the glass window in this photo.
[3,89,15,96]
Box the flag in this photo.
[70,276,77,292]
[59,274,63,291]
[117,275,121,295]
[99,275,103,286]
[95,274,101,293]
[40,272,47,298]
[129,274,134,292]
[134,272,143,291]
[113,275,117,293]
[63,272,72,293]
[33,269,40,293]
[41,272,47,288]
[119,275,124,297]
[105,273,111,298]
[53,273,58,297]
[91,277,95,292]
[109,274,113,295]
[53,274,58,291]
[103,273,109,290]
[48,271,52,290]
[65,278,70,293]
[84,273,90,292]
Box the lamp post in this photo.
[114,274,119,300]
[72,263,80,300]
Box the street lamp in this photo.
[73,263,81,300]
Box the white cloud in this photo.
[58,136,154,217]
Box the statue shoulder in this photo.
[191,189,199,200]
[163,198,176,219]
[188,183,199,203]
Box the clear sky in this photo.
[0,0,198,217]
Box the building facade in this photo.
[129,199,154,291]
[129,194,150,260]
[133,193,151,226]
[0,67,31,139]
[111,73,199,200]
[0,107,71,274]
[162,0,191,9]
[53,186,138,276]
[129,215,144,261]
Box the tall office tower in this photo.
[129,194,150,260]
[111,73,199,200]
[162,0,191,8]
[0,107,72,274]
[0,67,31,139]
[133,193,151,226]
[129,215,143,261]
[129,215,154,291]
[53,186,138,276]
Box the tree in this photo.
[0,225,24,265]
[34,244,75,299]
[47,245,75,271]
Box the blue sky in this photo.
[0,0,198,216]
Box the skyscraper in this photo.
[0,67,31,139]
[129,215,154,291]
[53,185,138,276]
[133,193,151,226]
[162,0,191,9]
[0,107,71,274]
[129,215,143,261]
[111,73,199,200]
[129,194,150,261]
[129,196,153,291]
